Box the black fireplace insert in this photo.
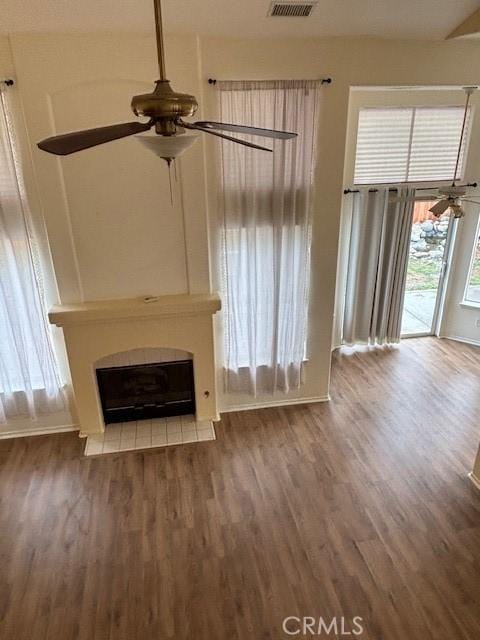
[96,359,195,424]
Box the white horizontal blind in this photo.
[354,106,471,185]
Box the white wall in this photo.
[3,33,480,426]
[0,36,13,77]
[9,32,211,304]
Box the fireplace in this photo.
[48,293,221,436]
[96,359,195,424]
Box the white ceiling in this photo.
[0,0,478,40]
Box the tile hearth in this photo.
[84,415,216,456]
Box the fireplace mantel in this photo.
[49,293,221,437]
[49,294,221,326]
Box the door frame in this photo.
[401,196,457,338]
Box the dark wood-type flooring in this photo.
[1,338,479,639]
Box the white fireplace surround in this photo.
[49,293,221,436]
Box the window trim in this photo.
[462,215,480,306]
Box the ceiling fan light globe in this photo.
[135,132,198,162]
[450,204,465,218]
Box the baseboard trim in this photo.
[468,472,480,491]
[0,423,78,440]
[440,335,480,348]
[221,395,330,413]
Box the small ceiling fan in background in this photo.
[426,87,480,219]
[37,0,297,164]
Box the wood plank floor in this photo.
[0,338,479,639]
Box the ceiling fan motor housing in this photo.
[131,80,198,135]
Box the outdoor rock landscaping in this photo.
[407,218,449,290]
[410,218,449,259]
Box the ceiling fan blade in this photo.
[181,121,272,152]
[38,121,153,156]
[429,199,451,216]
[192,120,297,140]
[461,198,480,204]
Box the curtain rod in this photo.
[0,79,14,87]
[344,182,478,194]
[207,77,332,85]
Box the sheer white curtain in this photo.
[0,86,65,421]
[218,80,320,395]
[342,188,415,346]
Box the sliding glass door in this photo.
[401,200,455,336]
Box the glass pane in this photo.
[401,201,450,335]
[354,108,412,184]
[465,225,480,303]
[407,107,469,182]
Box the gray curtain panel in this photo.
[342,188,415,346]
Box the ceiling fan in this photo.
[426,87,480,219]
[37,0,297,164]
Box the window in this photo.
[465,220,480,304]
[223,224,307,369]
[0,87,64,419]
[354,106,471,185]
[218,79,320,395]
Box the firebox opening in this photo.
[96,359,195,424]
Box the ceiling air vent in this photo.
[268,2,317,17]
